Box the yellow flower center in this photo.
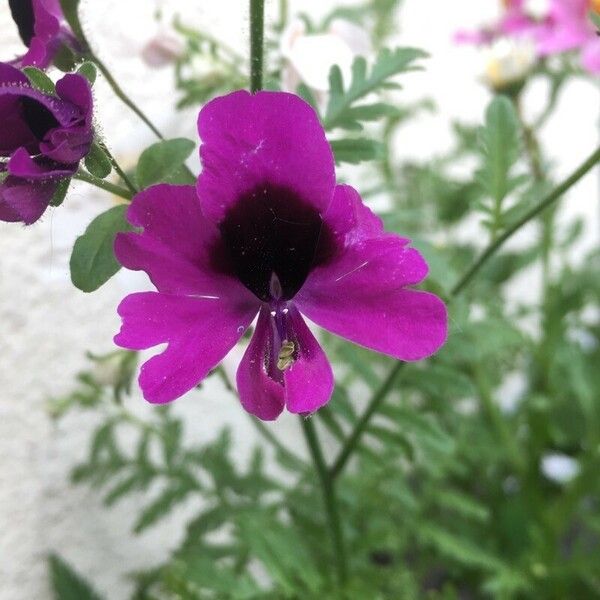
[591,0,600,14]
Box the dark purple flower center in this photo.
[9,0,35,46]
[21,97,59,140]
[218,183,334,302]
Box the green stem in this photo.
[88,52,165,140]
[300,418,348,588]
[330,144,600,480]
[451,144,600,297]
[330,361,405,479]
[97,140,137,194]
[250,0,265,93]
[74,170,133,200]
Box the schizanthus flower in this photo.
[7,0,79,69]
[0,63,93,224]
[114,91,447,421]
[456,0,600,75]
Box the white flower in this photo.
[280,18,371,97]
[483,37,536,90]
[141,31,185,68]
[541,453,580,484]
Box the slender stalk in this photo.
[330,361,405,479]
[97,140,137,195]
[74,170,133,200]
[300,418,348,588]
[215,366,306,468]
[330,144,600,479]
[451,144,600,297]
[88,52,165,140]
[250,0,265,93]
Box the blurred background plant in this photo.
[3,0,598,597]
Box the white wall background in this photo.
[0,1,597,598]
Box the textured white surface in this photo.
[0,1,598,598]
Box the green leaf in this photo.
[49,178,71,207]
[22,67,56,94]
[330,137,385,165]
[134,484,194,533]
[476,96,521,210]
[77,62,97,84]
[590,10,600,30]
[84,142,112,179]
[48,554,104,600]
[324,47,426,130]
[136,138,195,189]
[70,205,131,292]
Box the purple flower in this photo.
[7,0,79,69]
[0,63,93,224]
[114,91,447,421]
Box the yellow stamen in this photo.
[591,0,600,14]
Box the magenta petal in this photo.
[582,38,600,74]
[0,175,57,224]
[296,185,447,361]
[115,184,256,302]
[283,307,334,415]
[115,292,258,404]
[197,90,335,223]
[236,307,286,421]
[8,147,75,179]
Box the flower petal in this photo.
[115,184,257,303]
[283,306,334,415]
[297,185,447,361]
[0,175,57,224]
[114,292,258,403]
[197,90,335,224]
[236,305,334,420]
[236,307,286,421]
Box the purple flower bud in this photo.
[7,0,80,69]
[0,63,93,224]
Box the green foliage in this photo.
[49,178,71,207]
[84,141,112,179]
[476,96,525,234]
[330,137,385,164]
[22,67,56,94]
[70,205,131,292]
[58,0,86,44]
[48,554,104,600]
[323,47,426,131]
[136,138,196,188]
[77,61,98,84]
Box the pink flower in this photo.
[114,91,447,421]
[455,0,600,74]
[536,0,600,73]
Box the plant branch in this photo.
[97,140,137,194]
[330,144,600,480]
[88,52,164,140]
[74,170,133,200]
[300,417,348,588]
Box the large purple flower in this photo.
[7,0,79,69]
[0,63,93,224]
[114,91,447,420]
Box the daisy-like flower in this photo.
[114,91,447,420]
[7,0,80,69]
[0,63,93,224]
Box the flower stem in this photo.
[74,169,133,200]
[97,140,138,195]
[250,0,265,93]
[450,144,600,297]
[88,52,165,140]
[300,417,348,588]
[330,144,600,480]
